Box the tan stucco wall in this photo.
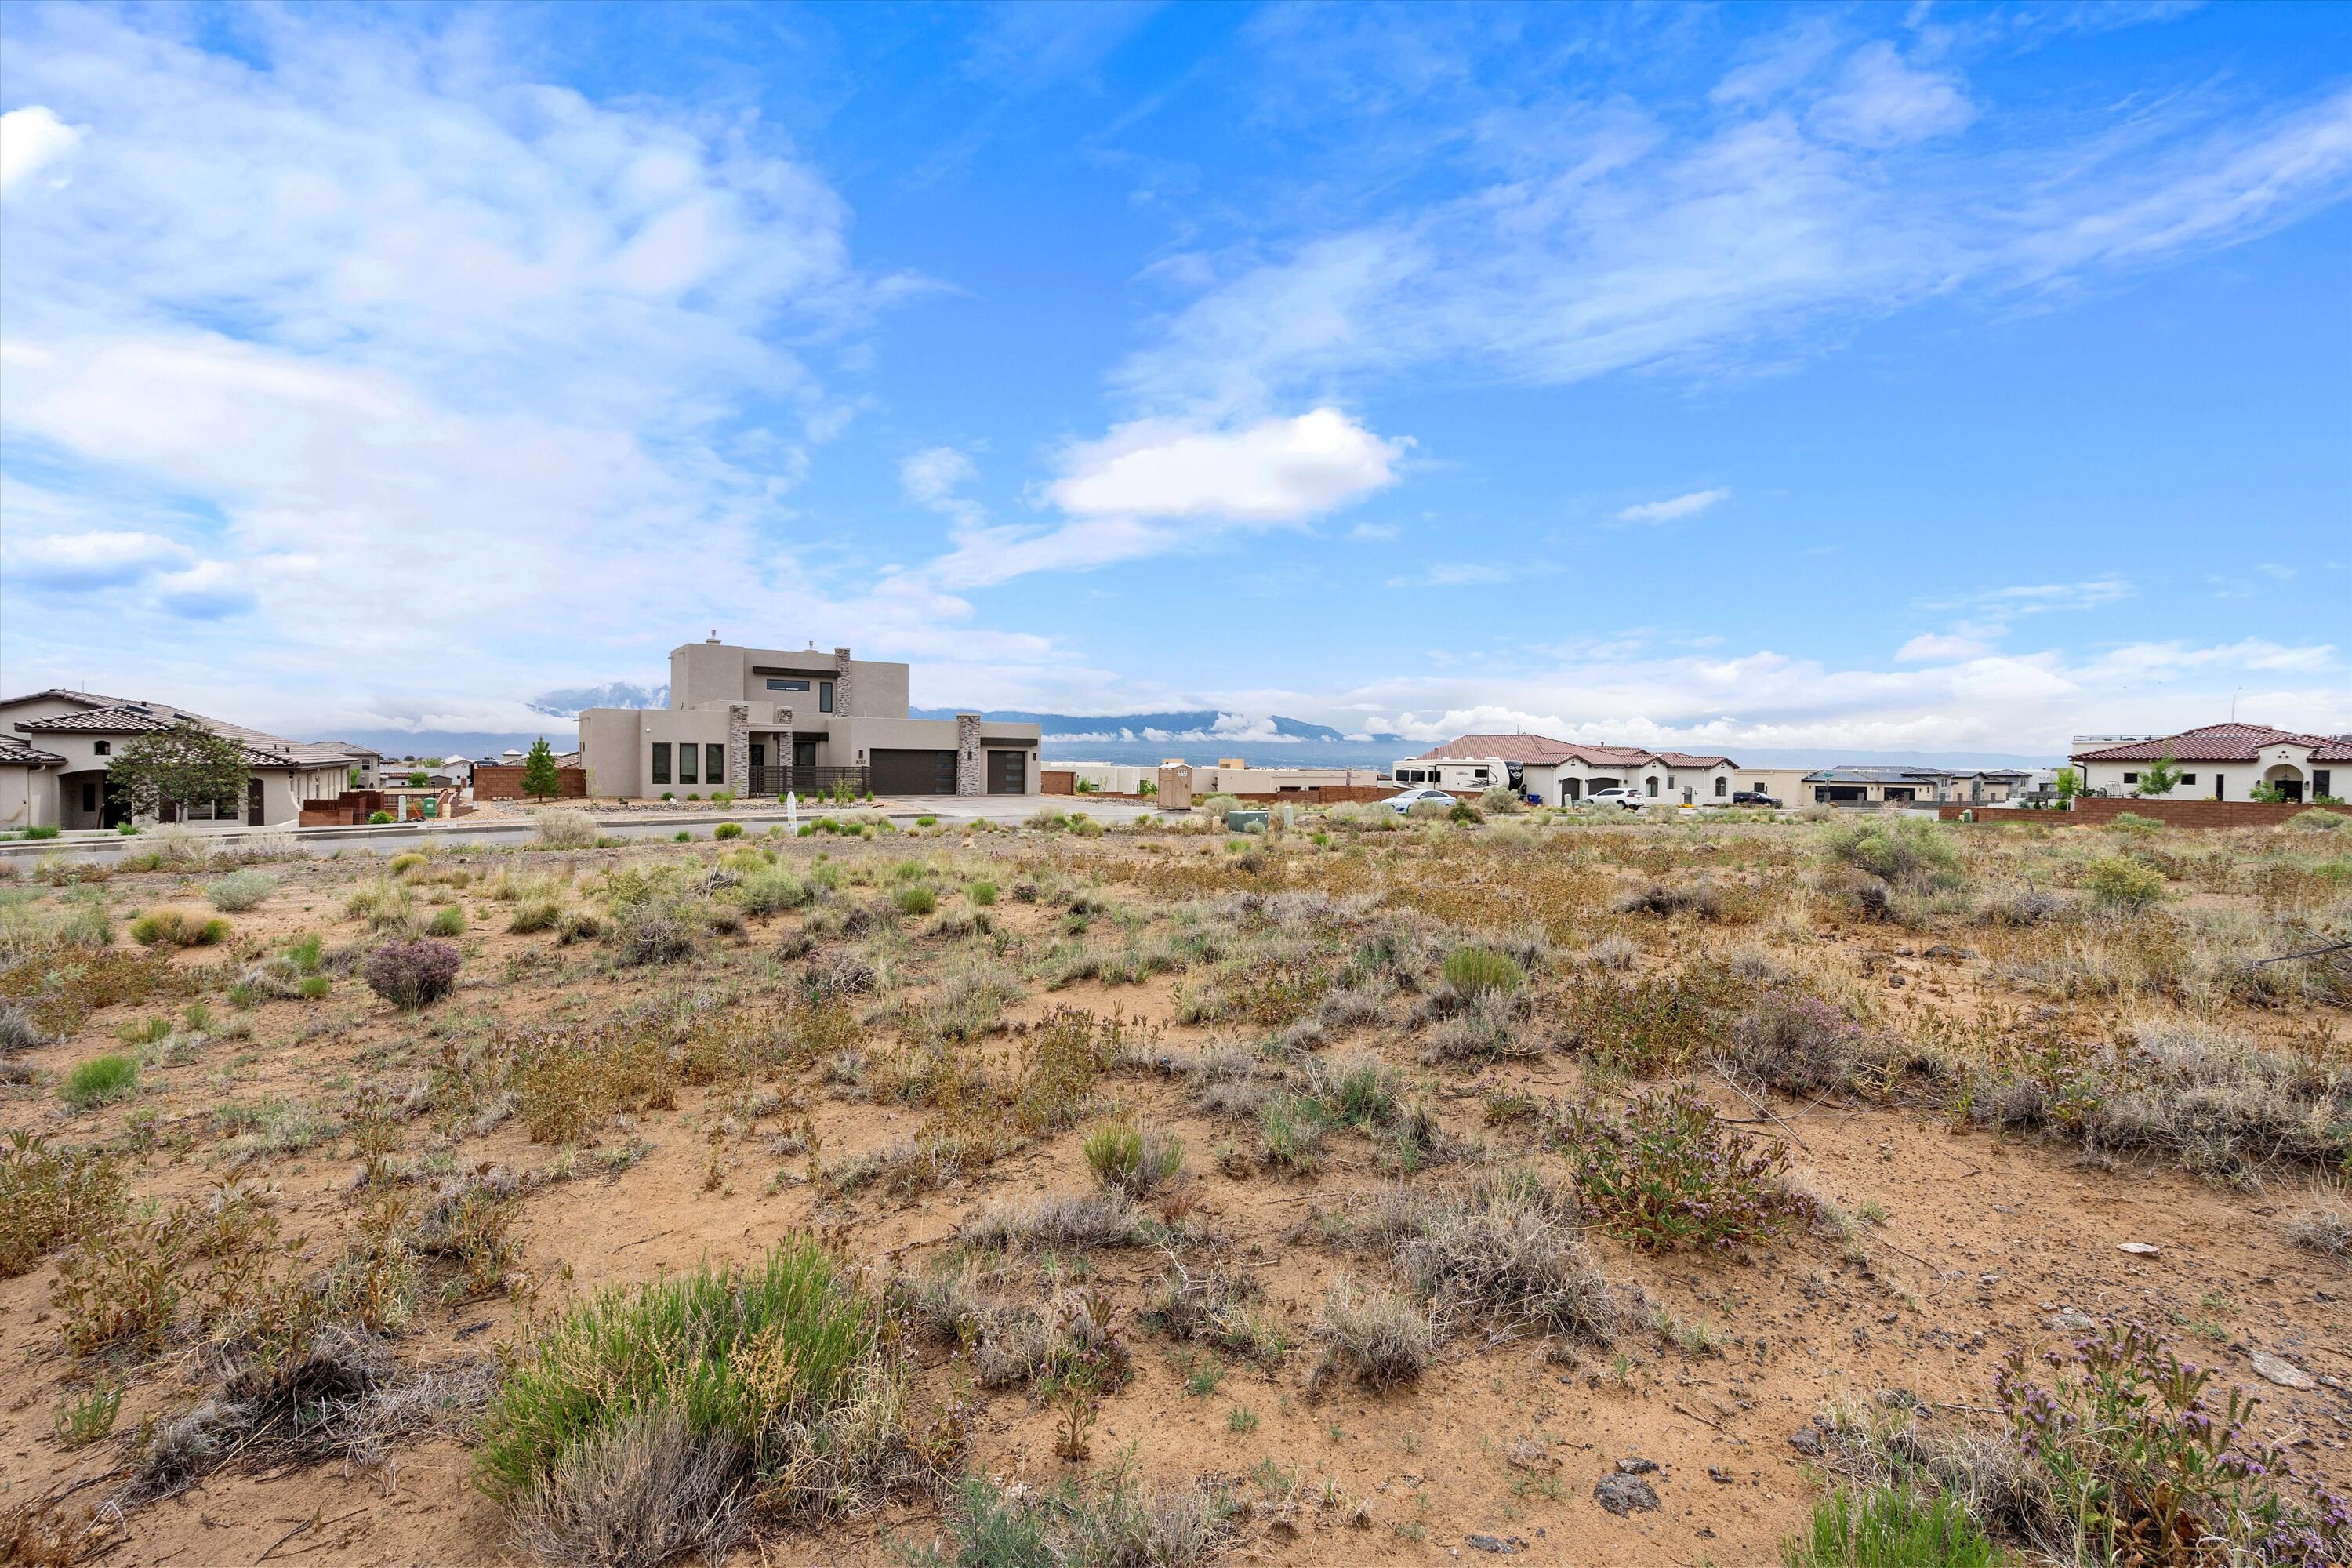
[0,768,56,829]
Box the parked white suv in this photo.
[1382,788,1458,815]
[1585,788,1647,810]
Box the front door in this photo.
[247,777,266,826]
[793,740,818,768]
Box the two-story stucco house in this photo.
[575,637,1042,799]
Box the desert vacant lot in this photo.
[2,802,2347,1568]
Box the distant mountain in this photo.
[528,681,667,718]
[912,708,1403,745]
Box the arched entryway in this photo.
[56,770,129,830]
[2262,763,2307,804]
[1559,778,1582,803]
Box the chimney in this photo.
[706,630,720,644]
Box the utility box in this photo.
[1225,809,1269,832]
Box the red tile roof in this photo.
[0,739,67,767]
[2071,724,2352,763]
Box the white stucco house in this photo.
[1395,734,1741,805]
[0,688,353,832]
[2071,723,2349,804]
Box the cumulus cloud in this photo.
[1616,487,1730,524]
[0,105,82,194]
[1896,632,1994,662]
[154,560,256,619]
[1045,408,1406,521]
[924,408,1406,588]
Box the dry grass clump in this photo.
[906,1469,1237,1568]
[129,908,230,948]
[1142,1262,1289,1365]
[477,1238,909,1562]
[1312,1275,1435,1391]
[1082,1117,1185,1196]
[510,1025,677,1144]
[0,1131,123,1277]
[960,1190,1142,1253]
[204,870,274,911]
[1980,1018,2350,1181]
[1351,1168,1627,1342]
[1555,1085,1817,1251]
[2284,1194,2350,1260]
[531,809,598,849]
[1613,880,1728,920]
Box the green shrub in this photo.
[1083,1118,1184,1196]
[1442,945,1526,996]
[1,1132,123,1276]
[426,906,466,937]
[62,1054,140,1109]
[1820,818,1961,884]
[128,909,230,948]
[388,851,429,876]
[2085,855,2164,910]
[2289,809,2345,832]
[204,870,274,911]
[510,898,561,934]
[24,825,61,840]
[474,1239,892,1530]
[968,879,998,906]
[893,884,937,916]
[711,789,735,807]
[1555,1084,1814,1250]
[367,811,394,824]
[298,975,331,1000]
[2105,812,2161,836]
[736,868,809,916]
[713,822,745,840]
[1782,1485,2003,1567]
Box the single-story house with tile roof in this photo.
[1395,734,1740,806]
[2071,723,2350,804]
[0,688,355,831]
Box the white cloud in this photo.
[1045,408,1405,521]
[1896,632,1993,662]
[0,105,82,194]
[902,446,979,506]
[1112,38,2352,415]
[0,8,1087,734]
[5,528,189,589]
[1616,487,1730,524]
[1806,42,1974,149]
[1348,521,1399,543]
[154,560,256,620]
[1388,562,1509,588]
[923,408,1406,589]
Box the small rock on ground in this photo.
[2252,1350,2316,1390]
[1594,1474,1661,1516]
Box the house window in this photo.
[1715,777,1727,797]
[651,742,671,786]
[706,745,725,785]
[2122,772,2139,785]
[765,678,809,691]
[93,740,110,757]
[679,746,697,785]
[2179,774,2196,786]
[1644,777,1659,797]
[2317,769,2333,799]
[818,681,835,714]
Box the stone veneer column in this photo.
[956,713,983,797]
[775,707,793,796]
[726,704,750,794]
[833,647,853,717]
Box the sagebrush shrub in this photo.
[361,938,461,1009]
[1820,818,1960,884]
[532,810,597,849]
[204,871,274,912]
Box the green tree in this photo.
[107,720,252,822]
[2134,753,2183,797]
[520,737,561,802]
[2053,765,2079,800]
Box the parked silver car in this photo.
[1382,787,1459,814]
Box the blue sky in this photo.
[2,0,2346,753]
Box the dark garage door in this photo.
[987,750,1026,794]
[871,748,956,795]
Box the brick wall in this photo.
[1042,770,1076,796]
[1942,797,2351,829]
[474,765,586,800]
